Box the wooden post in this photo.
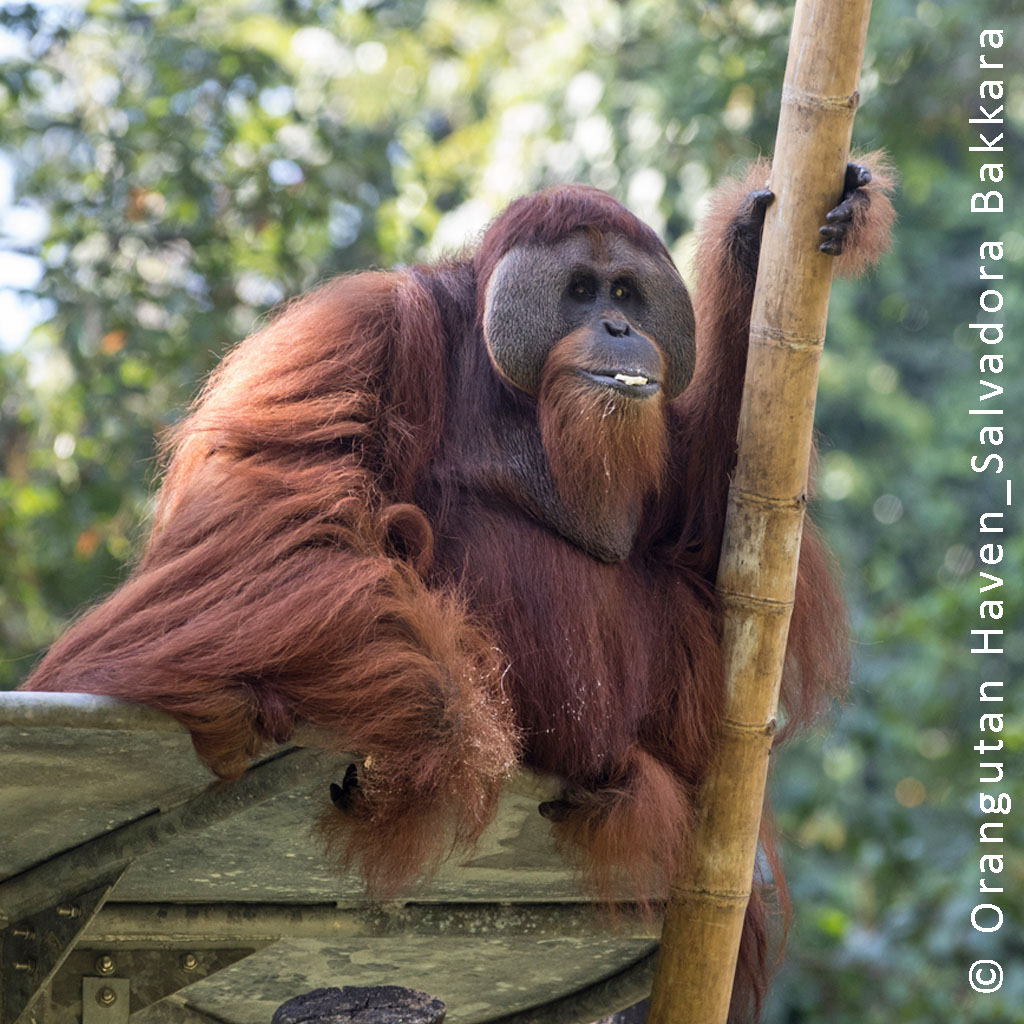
[647,1,874,1022]
[273,987,446,1024]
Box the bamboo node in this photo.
[722,716,778,738]
[729,487,807,512]
[781,84,860,113]
[749,323,823,351]
[717,589,794,615]
[667,885,751,908]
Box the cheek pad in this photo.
[483,247,567,396]
[638,269,696,399]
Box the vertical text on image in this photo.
[965,25,1011,1001]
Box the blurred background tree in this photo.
[1,0,1022,1021]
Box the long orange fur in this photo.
[25,161,894,1018]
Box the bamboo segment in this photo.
[647,2,874,1022]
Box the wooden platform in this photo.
[0,693,656,1024]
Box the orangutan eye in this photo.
[611,280,632,301]
[567,275,596,302]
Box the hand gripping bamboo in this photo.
[647,2,874,1021]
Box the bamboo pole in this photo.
[647,2,874,1022]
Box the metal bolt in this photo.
[14,959,36,973]
[96,988,117,1007]
[57,904,81,919]
[12,928,36,939]
[181,953,198,972]
[95,955,116,976]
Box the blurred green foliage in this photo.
[1,0,1022,1021]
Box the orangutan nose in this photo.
[602,317,631,338]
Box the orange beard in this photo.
[538,329,668,556]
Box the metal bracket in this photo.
[1,873,123,1024]
[81,978,129,1024]
[51,947,258,1023]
